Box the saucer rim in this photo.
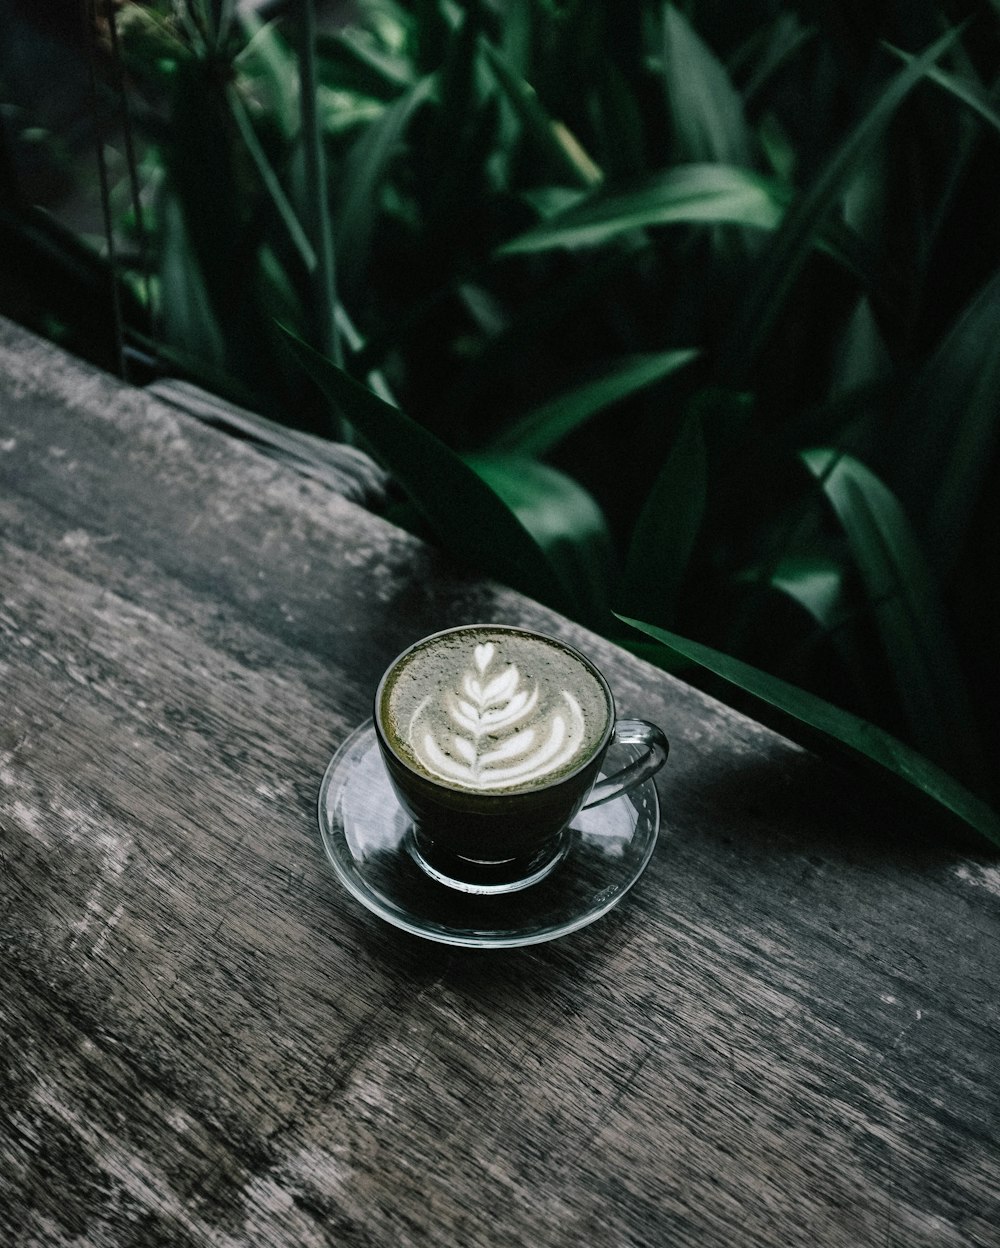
[316,719,661,949]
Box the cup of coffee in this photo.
[373,624,668,893]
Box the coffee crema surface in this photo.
[379,628,611,793]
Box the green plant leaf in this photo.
[660,3,752,165]
[316,24,417,99]
[296,0,340,367]
[235,13,299,138]
[718,26,962,382]
[751,555,878,721]
[738,12,816,107]
[336,75,436,296]
[489,349,699,457]
[159,195,226,369]
[161,56,276,389]
[885,43,1000,138]
[464,454,613,625]
[620,407,707,624]
[764,555,849,631]
[828,296,891,399]
[479,37,602,188]
[616,614,1000,850]
[226,83,314,272]
[891,268,1000,576]
[813,219,903,323]
[589,61,647,180]
[281,329,578,614]
[117,3,194,78]
[497,163,789,255]
[801,448,984,787]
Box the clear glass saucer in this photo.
[316,719,662,948]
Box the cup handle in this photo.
[583,719,669,811]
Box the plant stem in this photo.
[296,0,341,372]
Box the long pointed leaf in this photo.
[885,44,1000,138]
[464,454,613,625]
[765,556,850,632]
[752,556,877,719]
[226,83,314,271]
[282,329,577,614]
[498,163,788,255]
[336,75,435,295]
[316,25,417,98]
[892,268,1000,574]
[739,13,816,106]
[620,408,707,623]
[616,614,1000,850]
[159,195,226,369]
[802,448,984,786]
[660,3,752,165]
[297,0,339,366]
[718,26,962,382]
[480,38,602,188]
[489,349,699,457]
[235,13,299,137]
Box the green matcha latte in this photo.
[379,626,611,795]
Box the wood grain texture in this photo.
[1,316,998,1248]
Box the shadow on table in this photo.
[671,743,995,868]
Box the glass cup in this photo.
[373,624,668,894]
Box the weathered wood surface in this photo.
[1,314,998,1248]
[144,378,390,510]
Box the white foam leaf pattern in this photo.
[407,644,588,789]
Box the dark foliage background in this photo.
[1,0,997,843]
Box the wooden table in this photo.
[2,315,998,1248]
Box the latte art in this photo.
[409,641,587,789]
[379,627,611,794]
